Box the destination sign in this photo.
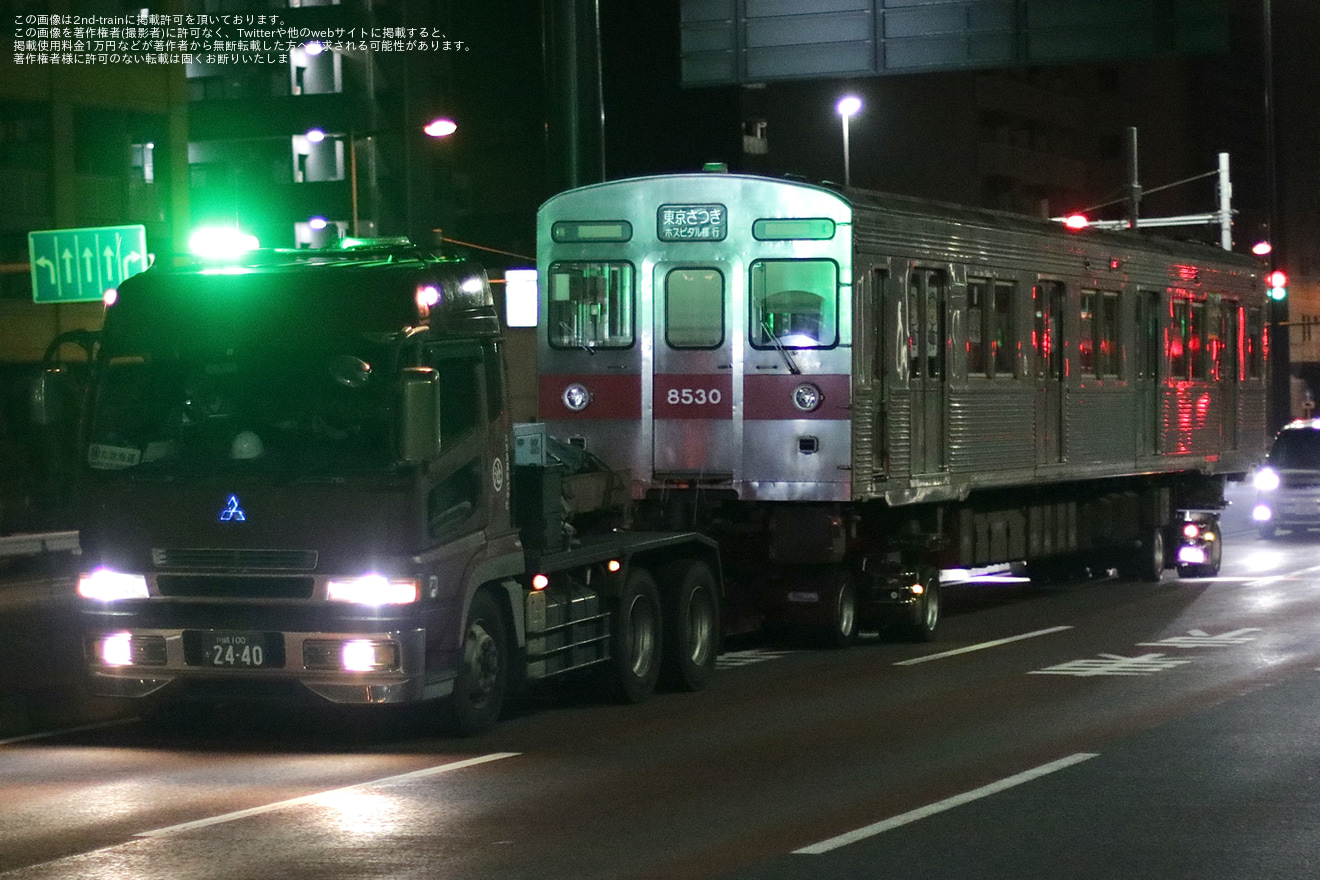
[658,204,727,242]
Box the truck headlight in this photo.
[77,568,149,601]
[326,574,420,605]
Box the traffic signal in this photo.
[1267,270,1288,301]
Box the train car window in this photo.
[1169,299,1190,380]
[1205,300,1224,381]
[547,261,634,350]
[993,281,1016,377]
[749,259,838,349]
[967,279,986,375]
[1079,291,1096,375]
[1033,281,1064,380]
[1246,306,1264,380]
[665,268,724,349]
[1097,291,1119,377]
[1190,301,1209,380]
[907,269,946,380]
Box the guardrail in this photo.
[0,531,80,558]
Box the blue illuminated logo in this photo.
[219,495,246,522]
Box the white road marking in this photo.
[138,752,520,837]
[716,649,799,669]
[794,752,1099,855]
[1137,628,1262,648]
[0,717,137,746]
[1029,652,1193,677]
[894,626,1073,666]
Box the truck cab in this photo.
[75,239,521,726]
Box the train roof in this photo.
[542,172,1259,273]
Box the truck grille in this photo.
[152,548,318,572]
[156,575,315,599]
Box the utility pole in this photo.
[1125,127,1141,231]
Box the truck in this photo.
[63,237,722,734]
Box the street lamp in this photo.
[836,95,862,187]
[423,117,457,139]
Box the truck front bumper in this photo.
[84,625,454,705]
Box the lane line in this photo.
[894,626,1073,666]
[0,717,138,746]
[138,751,520,837]
[794,752,1099,855]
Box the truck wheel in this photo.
[659,558,720,691]
[818,567,859,648]
[607,567,663,703]
[899,568,940,642]
[446,591,509,736]
[1124,525,1166,583]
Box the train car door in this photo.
[1221,299,1240,450]
[907,268,947,474]
[1135,289,1162,456]
[1034,280,1066,465]
[651,263,737,478]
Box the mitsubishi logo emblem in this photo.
[219,495,246,522]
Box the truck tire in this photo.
[818,566,859,648]
[446,591,509,736]
[899,568,940,642]
[1123,525,1166,583]
[606,566,663,703]
[659,558,720,691]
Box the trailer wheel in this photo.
[899,568,940,642]
[659,559,720,691]
[446,591,509,736]
[607,566,663,703]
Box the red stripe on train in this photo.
[538,374,642,420]
[744,373,851,420]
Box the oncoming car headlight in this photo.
[1254,468,1281,492]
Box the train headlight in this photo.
[1254,468,1280,492]
[792,383,823,413]
[562,383,591,412]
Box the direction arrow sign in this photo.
[28,225,149,303]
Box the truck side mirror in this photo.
[398,366,441,463]
[29,367,65,426]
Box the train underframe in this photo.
[636,470,1230,645]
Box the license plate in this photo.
[184,631,283,668]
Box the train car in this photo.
[535,171,1268,641]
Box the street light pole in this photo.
[836,95,862,187]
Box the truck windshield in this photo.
[86,341,395,477]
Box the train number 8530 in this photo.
[666,388,723,405]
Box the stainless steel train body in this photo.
[535,172,1267,615]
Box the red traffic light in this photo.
[1063,214,1089,230]
[1268,270,1288,288]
